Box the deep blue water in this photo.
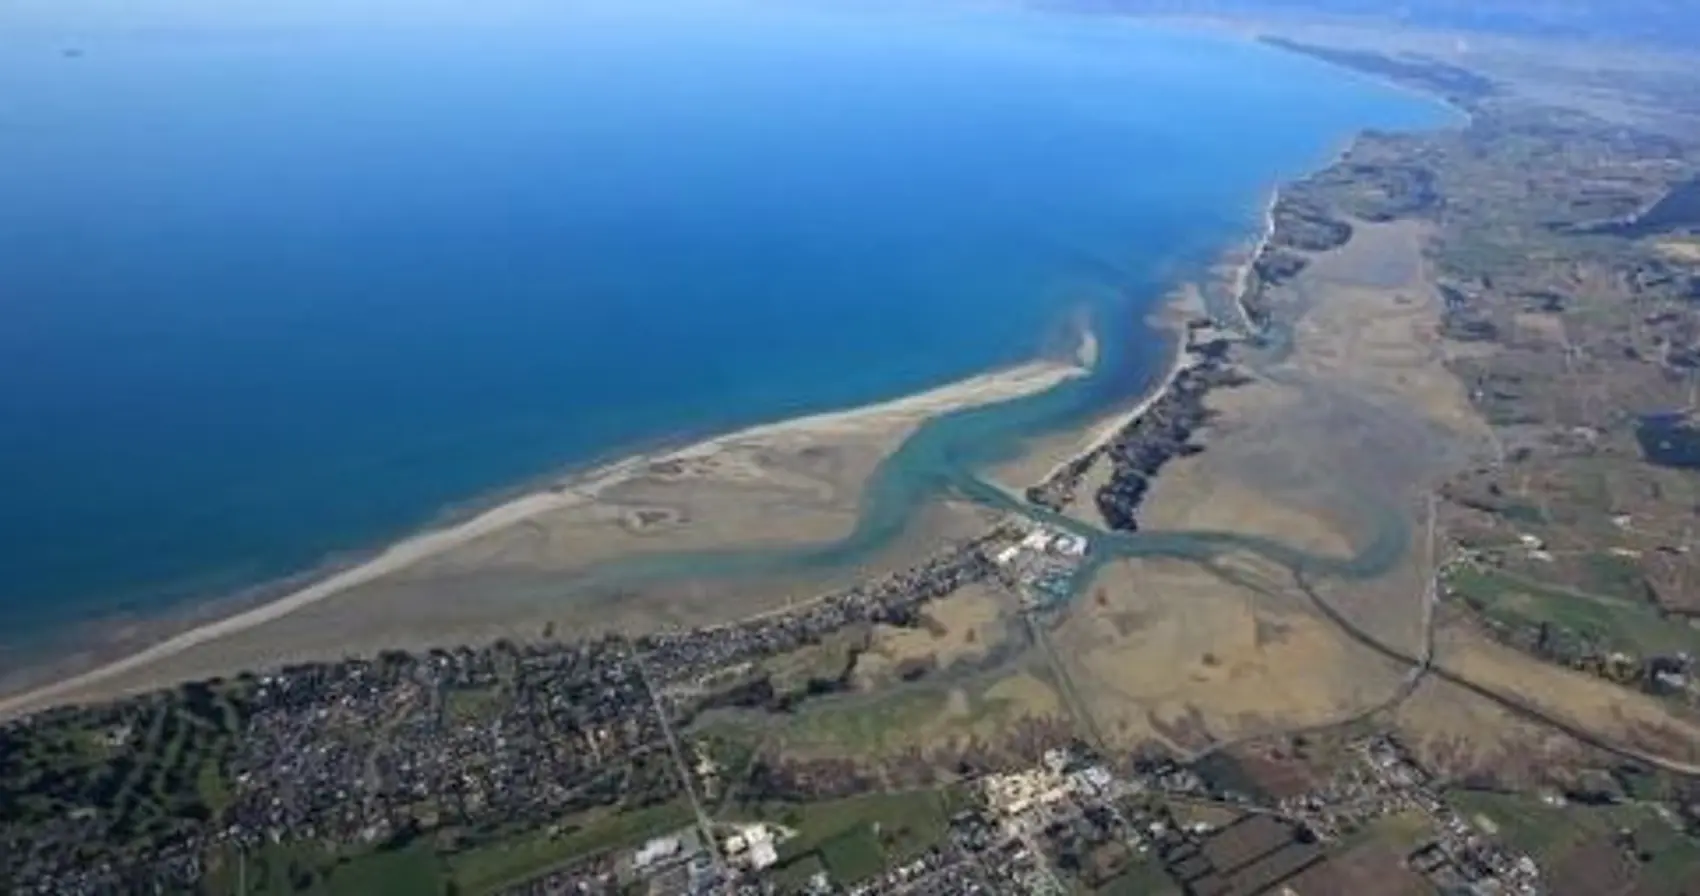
[0,2,1444,648]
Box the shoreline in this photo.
[1228,191,1280,330]
[1029,288,1205,490]
[0,31,1461,722]
[1027,144,1325,497]
[1087,282,1221,453]
[0,358,1083,720]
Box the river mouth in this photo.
[662,212,1490,758]
[553,210,1484,681]
[551,279,1416,615]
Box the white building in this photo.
[722,824,784,872]
[1052,533,1088,557]
[634,836,681,870]
[746,827,779,871]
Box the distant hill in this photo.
[1052,0,1700,49]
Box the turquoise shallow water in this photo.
[0,1,1444,658]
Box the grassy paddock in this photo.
[1448,790,1700,869]
[737,789,955,886]
[1446,566,1700,656]
[445,800,694,894]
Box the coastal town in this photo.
[0,527,1046,894]
[19,593,1693,896]
[10,498,1700,894]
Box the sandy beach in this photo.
[1228,191,1279,329]
[988,283,1215,502]
[1075,289,1207,462]
[0,359,1082,720]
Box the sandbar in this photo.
[0,360,1082,720]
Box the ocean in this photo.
[0,1,1445,658]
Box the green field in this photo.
[1339,809,1436,854]
[1,682,251,859]
[763,629,867,697]
[444,800,695,894]
[1579,552,1652,603]
[1448,790,1596,859]
[771,662,1054,760]
[1445,566,1700,656]
[201,801,695,896]
[204,841,446,896]
[326,846,445,896]
[442,685,508,725]
[1628,818,1700,891]
[1090,859,1180,896]
[818,827,886,883]
[1447,789,1700,888]
[738,789,955,886]
[771,686,953,757]
[204,841,447,896]
[204,842,337,895]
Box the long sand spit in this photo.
[0,360,1082,720]
[1007,284,1208,494]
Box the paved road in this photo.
[1291,567,1700,779]
[1186,492,1700,779]
[630,641,725,870]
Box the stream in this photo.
[558,280,1414,606]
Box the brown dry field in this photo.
[853,581,1015,687]
[1136,393,1349,559]
[1286,220,1494,445]
[1231,217,1700,769]
[1432,623,1700,767]
[1135,220,1487,654]
[1654,237,1700,263]
[1280,817,1435,896]
[989,218,1493,757]
[1036,212,1700,767]
[1387,676,1597,786]
[883,214,1700,769]
[1511,310,1570,348]
[771,661,1073,765]
[756,584,1071,766]
[1204,224,1479,495]
[1062,459,1117,528]
[1052,554,1407,754]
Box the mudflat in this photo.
[0,362,1079,718]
